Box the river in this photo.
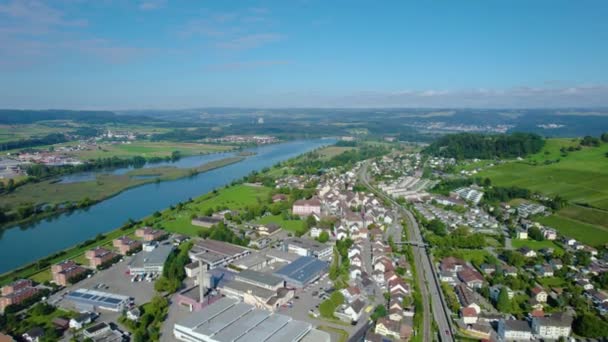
[0,139,334,274]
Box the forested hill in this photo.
[0,109,156,125]
[424,132,545,159]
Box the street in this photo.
[359,161,455,342]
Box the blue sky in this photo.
[1,0,607,109]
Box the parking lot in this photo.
[49,254,158,333]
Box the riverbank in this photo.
[0,156,245,229]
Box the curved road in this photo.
[359,162,454,342]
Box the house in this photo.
[257,223,281,237]
[461,306,478,325]
[388,307,403,322]
[479,264,496,275]
[70,312,94,329]
[531,287,548,303]
[549,259,563,270]
[375,317,411,340]
[127,308,141,321]
[388,278,410,296]
[498,319,532,341]
[336,227,348,240]
[113,236,142,255]
[51,260,87,286]
[310,227,324,238]
[135,227,165,241]
[457,267,484,289]
[350,267,362,280]
[576,279,594,291]
[519,247,537,258]
[191,216,223,228]
[272,194,287,202]
[85,247,118,268]
[22,327,44,342]
[535,264,554,277]
[532,312,573,340]
[439,271,458,285]
[52,317,69,331]
[347,247,361,259]
[351,254,363,268]
[0,279,39,313]
[543,228,557,240]
[292,198,321,217]
[502,265,519,277]
[340,286,361,303]
[344,299,366,322]
[587,289,608,305]
[490,285,514,302]
[440,257,466,274]
[516,229,528,240]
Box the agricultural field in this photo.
[159,184,271,236]
[478,138,608,210]
[536,214,608,247]
[0,123,73,143]
[67,141,234,160]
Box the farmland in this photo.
[66,141,234,160]
[535,214,608,247]
[478,138,608,210]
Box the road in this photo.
[359,162,455,342]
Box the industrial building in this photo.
[128,242,174,275]
[282,237,333,260]
[273,256,328,288]
[65,289,131,312]
[220,270,293,311]
[189,239,251,270]
[173,297,330,342]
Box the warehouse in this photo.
[65,289,131,312]
[189,239,251,270]
[128,242,174,275]
[173,297,330,342]
[273,256,328,288]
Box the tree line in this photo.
[424,132,545,159]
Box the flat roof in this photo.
[66,289,129,308]
[212,309,270,342]
[193,239,249,257]
[265,249,301,263]
[232,253,269,269]
[222,280,276,300]
[174,297,322,342]
[265,320,311,342]
[177,297,238,329]
[129,243,174,268]
[236,269,283,287]
[236,314,291,342]
[193,302,252,336]
[274,256,327,285]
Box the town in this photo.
[1,136,607,342]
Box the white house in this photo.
[498,319,532,341]
[532,313,573,340]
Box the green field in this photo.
[0,157,244,224]
[160,184,272,236]
[537,277,567,288]
[317,146,355,160]
[256,214,307,234]
[511,239,563,252]
[478,139,608,210]
[68,141,234,160]
[0,123,73,143]
[557,205,608,229]
[536,214,608,247]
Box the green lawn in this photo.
[317,146,355,160]
[537,277,567,288]
[256,215,307,234]
[511,239,563,252]
[449,249,495,265]
[160,184,271,236]
[478,139,608,210]
[557,205,608,229]
[536,214,608,247]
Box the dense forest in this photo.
[424,132,545,159]
[0,133,68,151]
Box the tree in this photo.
[370,305,387,321]
[528,226,544,241]
[601,132,608,143]
[573,313,608,338]
[319,300,336,318]
[496,287,511,312]
[317,231,329,243]
[427,219,447,236]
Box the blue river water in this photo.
[0,139,334,273]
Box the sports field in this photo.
[478,139,608,210]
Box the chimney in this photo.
[198,260,206,303]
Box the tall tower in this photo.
[198,260,207,302]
